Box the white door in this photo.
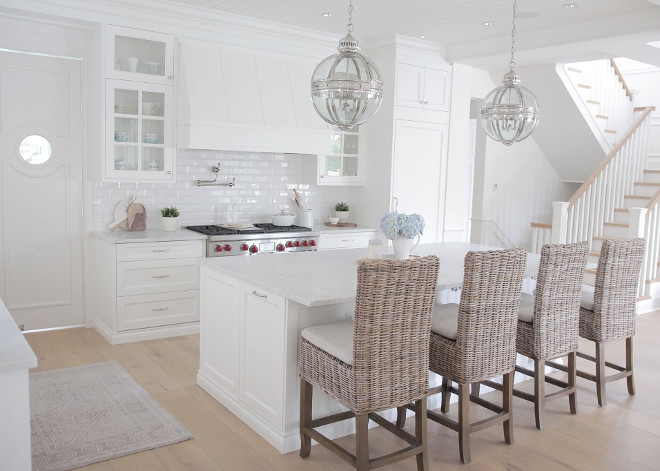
[0,50,84,330]
[392,120,448,243]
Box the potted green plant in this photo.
[161,206,180,231]
[334,201,350,222]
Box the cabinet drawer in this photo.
[319,231,376,250]
[117,240,204,262]
[117,290,199,331]
[117,258,200,296]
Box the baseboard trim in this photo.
[94,320,199,345]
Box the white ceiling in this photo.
[160,0,660,68]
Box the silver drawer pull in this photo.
[151,307,169,312]
[342,239,354,242]
[152,274,170,279]
[252,290,267,299]
[153,249,170,253]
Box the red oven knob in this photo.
[224,244,232,252]
[249,245,258,254]
[240,243,249,251]
[215,244,223,252]
[302,240,309,247]
[276,243,285,252]
[294,240,301,247]
[309,240,316,247]
[285,241,293,248]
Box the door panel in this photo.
[0,50,83,329]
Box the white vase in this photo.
[336,210,350,222]
[392,235,421,260]
[161,216,179,231]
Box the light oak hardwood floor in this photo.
[25,311,660,471]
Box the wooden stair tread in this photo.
[635,182,660,186]
[604,129,617,134]
[614,208,629,212]
[638,295,652,301]
[586,268,597,274]
[530,221,551,229]
[643,170,660,174]
[625,194,651,199]
[567,67,582,73]
[577,84,591,89]
[593,235,625,241]
[646,277,660,284]
[595,114,608,119]
[603,222,628,227]
[586,99,600,105]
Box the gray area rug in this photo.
[30,361,193,471]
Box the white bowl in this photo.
[327,217,340,224]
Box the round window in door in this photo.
[19,135,52,165]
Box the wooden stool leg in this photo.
[441,377,451,413]
[415,399,429,471]
[626,337,636,396]
[595,341,607,407]
[300,378,313,458]
[503,371,514,444]
[534,359,546,430]
[355,413,370,471]
[396,405,407,428]
[458,383,471,464]
[568,351,577,415]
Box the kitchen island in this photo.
[197,242,540,453]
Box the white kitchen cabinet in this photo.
[396,63,450,112]
[106,25,174,85]
[93,236,204,344]
[104,25,175,182]
[319,230,377,250]
[198,267,286,429]
[105,80,174,180]
[392,120,448,243]
[317,130,365,186]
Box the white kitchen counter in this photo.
[200,242,540,307]
[313,223,377,234]
[93,229,207,244]
[0,297,37,471]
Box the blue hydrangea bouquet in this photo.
[380,212,425,239]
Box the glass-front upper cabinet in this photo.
[106,25,174,85]
[318,130,364,185]
[105,80,173,180]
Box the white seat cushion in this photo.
[301,321,353,365]
[518,293,535,323]
[431,303,458,340]
[581,285,595,311]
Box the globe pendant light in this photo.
[311,0,383,131]
[480,0,539,146]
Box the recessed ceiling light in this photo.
[646,41,660,49]
[419,35,427,39]
[563,2,578,8]
[321,12,332,18]
[482,21,493,26]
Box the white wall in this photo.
[93,150,349,231]
[470,68,578,249]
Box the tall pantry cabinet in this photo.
[352,38,451,243]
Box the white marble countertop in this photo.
[201,242,540,307]
[93,229,208,244]
[0,298,37,374]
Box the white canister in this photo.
[298,209,313,228]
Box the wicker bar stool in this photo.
[549,238,644,407]
[299,256,439,471]
[481,242,589,430]
[398,248,526,464]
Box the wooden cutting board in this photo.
[324,222,357,227]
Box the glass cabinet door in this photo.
[106,25,174,85]
[106,80,172,180]
[319,130,364,185]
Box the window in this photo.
[19,135,52,165]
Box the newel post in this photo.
[628,207,647,238]
[551,202,569,244]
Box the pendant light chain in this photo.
[509,0,517,70]
[347,0,354,34]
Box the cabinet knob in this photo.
[166,170,172,175]
[167,75,173,80]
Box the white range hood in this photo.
[177,41,333,154]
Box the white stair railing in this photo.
[551,107,654,248]
[640,191,660,296]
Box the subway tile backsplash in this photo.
[92,150,349,232]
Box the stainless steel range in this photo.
[186,223,320,257]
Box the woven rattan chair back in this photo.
[586,238,644,342]
[529,241,589,359]
[454,248,527,382]
[352,256,439,413]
